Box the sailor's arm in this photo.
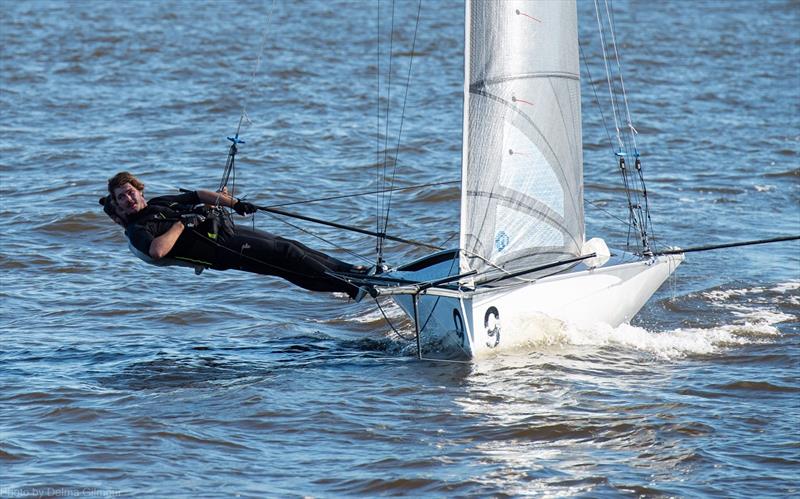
[196,189,238,208]
[149,221,185,260]
[195,189,257,215]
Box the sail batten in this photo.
[459,0,584,277]
[471,72,580,88]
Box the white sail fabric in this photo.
[459,0,584,278]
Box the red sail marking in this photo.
[515,9,542,23]
[512,96,534,106]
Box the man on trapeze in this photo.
[100,171,373,301]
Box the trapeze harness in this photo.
[124,191,362,297]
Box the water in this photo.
[1,0,798,497]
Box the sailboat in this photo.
[348,0,685,359]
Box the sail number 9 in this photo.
[484,307,501,348]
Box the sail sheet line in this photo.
[267,180,459,208]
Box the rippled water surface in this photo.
[1,1,798,497]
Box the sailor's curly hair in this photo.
[107,171,144,194]
[101,171,144,226]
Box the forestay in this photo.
[459,0,584,280]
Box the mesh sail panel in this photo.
[459,0,584,277]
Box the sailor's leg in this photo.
[221,228,362,297]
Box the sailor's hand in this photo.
[233,199,257,216]
[180,213,205,227]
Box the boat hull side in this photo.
[390,254,683,359]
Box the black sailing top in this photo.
[124,191,221,269]
[120,191,361,296]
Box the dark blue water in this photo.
[1,1,798,497]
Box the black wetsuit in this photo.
[125,192,362,298]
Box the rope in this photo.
[373,298,473,363]
[374,298,416,341]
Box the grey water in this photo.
[1,0,798,497]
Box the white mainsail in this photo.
[379,0,683,359]
[459,0,584,278]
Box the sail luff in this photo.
[459,0,584,278]
[459,0,473,275]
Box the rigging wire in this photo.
[218,0,277,199]
[578,41,615,154]
[579,40,651,248]
[605,0,657,251]
[266,179,459,208]
[376,1,382,254]
[580,39,650,247]
[260,210,374,265]
[580,39,643,246]
[592,0,637,250]
[606,0,654,253]
[381,0,423,242]
[604,0,637,152]
[375,0,424,267]
[590,0,655,254]
[377,0,398,265]
[584,198,636,228]
[592,0,624,152]
[254,204,443,251]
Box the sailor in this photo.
[100,171,371,300]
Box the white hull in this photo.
[387,252,684,359]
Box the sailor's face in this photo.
[113,182,146,216]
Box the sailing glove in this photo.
[233,200,258,216]
[180,213,205,227]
